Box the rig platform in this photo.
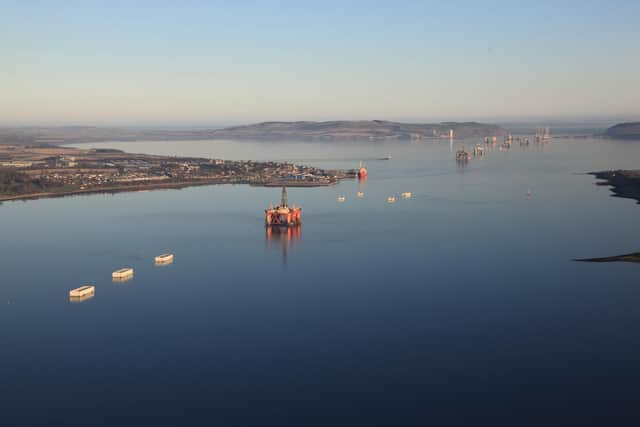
[265,187,302,226]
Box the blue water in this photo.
[2,137,640,425]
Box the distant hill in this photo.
[0,120,508,145]
[0,126,219,145]
[604,122,640,140]
[213,120,508,141]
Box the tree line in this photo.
[0,168,60,195]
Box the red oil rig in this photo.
[265,187,302,226]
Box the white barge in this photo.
[69,285,95,298]
[155,253,174,264]
[112,267,134,280]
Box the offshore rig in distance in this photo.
[265,187,302,226]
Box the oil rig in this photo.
[535,127,550,143]
[265,187,302,226]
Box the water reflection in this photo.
[357,175,367,198]
[266,224,301,267]
[69,294,94,303]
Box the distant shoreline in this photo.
[0,120,509,146]
[603,122,640,140]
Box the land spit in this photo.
[0,145,355,202]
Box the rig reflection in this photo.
[266,224,301,267]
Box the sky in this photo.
[1,0,639,126]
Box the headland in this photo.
[0,145,354,202]
[590,169,640,204]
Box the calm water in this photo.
[2,137,640,425]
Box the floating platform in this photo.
[401,192,412,199]
[265,187,302,226]
[112,267,134,280]
[338,196,346,202]
[70,285,95,298]
[155,253,174,264]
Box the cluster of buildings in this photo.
[0,146,344,197]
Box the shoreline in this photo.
[576,169,640,265]
[575,252,640,264]
[590,170,640,205]
[0,178,340,203]
[0,144,352,203]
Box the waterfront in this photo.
[2,136,640,424]
[0,145,349,202]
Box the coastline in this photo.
[576,169,640,265]
[590,170,640,205]
[0,177,341,203]
[0,144,351,203]
[575,252,640,264]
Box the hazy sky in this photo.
[1,1,639,125]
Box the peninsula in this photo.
[0,145,353,202]
[575,252,640,264]
[0,120,508,145]
[590,170,640,205]
[576,169,640,264]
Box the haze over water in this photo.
[2,136,640,424]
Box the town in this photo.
[0,145,355,201]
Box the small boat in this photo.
[69,285,95,298]
[112,267,134,280]
[155,253,174,264]
[401,192,412,199]
[387,196,396,204]
[356,191,364,198]
[338,196,346,203]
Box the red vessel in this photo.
[265,187,302,226]
[358,161,368,179]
